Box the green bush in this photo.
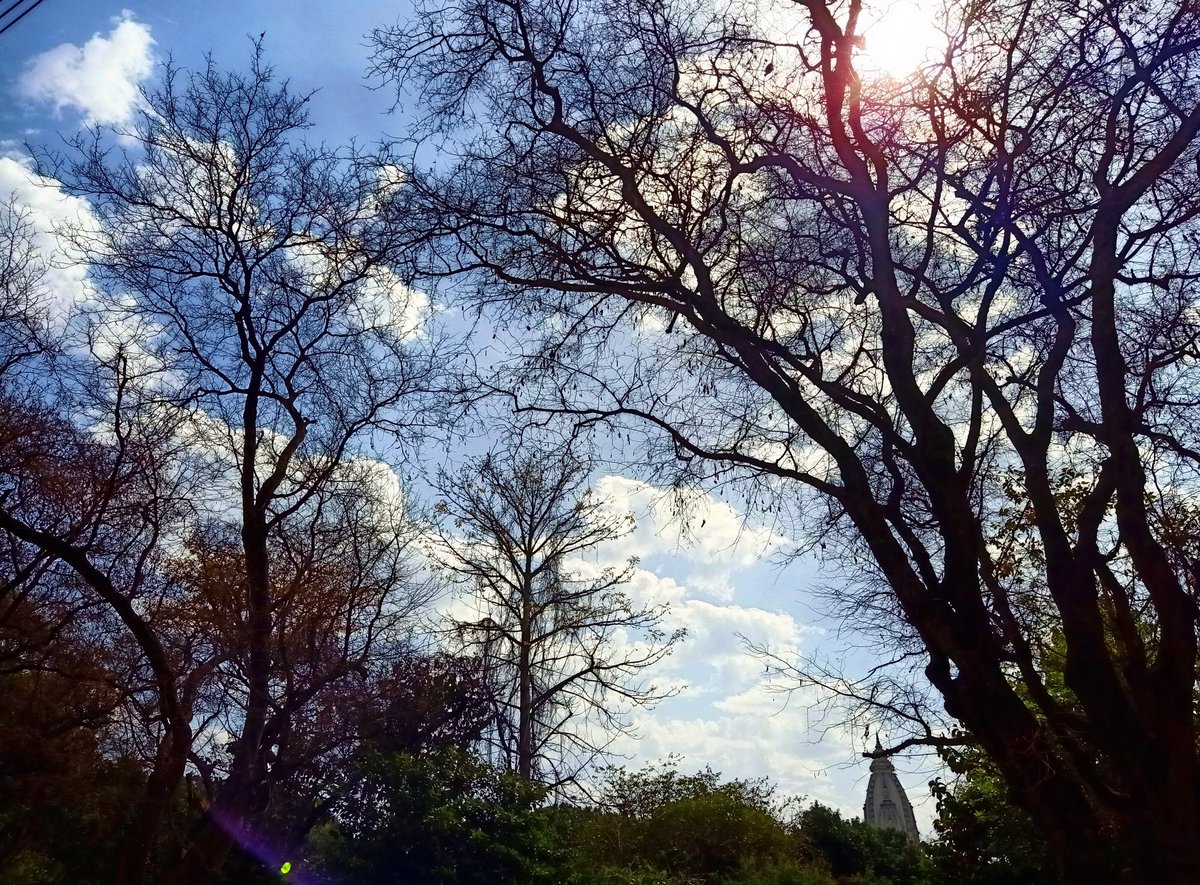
[794,803,933,885]
[728,858,837,885]
[308,748,565,884]
[556,762,837,885]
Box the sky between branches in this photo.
[0,2,942,832]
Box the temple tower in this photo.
[863,737,920,842]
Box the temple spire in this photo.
[863,738,920,842]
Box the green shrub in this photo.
[308,748,565,884]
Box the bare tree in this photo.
[374,0,1200,880]
[175,471,440,859]
[0,44,449,883]
[0,195,53,385]
[432,448,682,787]
[0,369,205,885]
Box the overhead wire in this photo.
[0,0,28,22]
[0,0,49,37]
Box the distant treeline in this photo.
[2,725,1061,885]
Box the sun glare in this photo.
[858,1,946,79]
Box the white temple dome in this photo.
[863,737,920,842]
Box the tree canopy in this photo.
[3,1,1200,882]
[372,0,1200,880]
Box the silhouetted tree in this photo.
[432,449,682,787]
[375,0,1200,880]
[0,195,52,385]
[4,43,447,884]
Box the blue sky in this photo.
[0,2,939,831]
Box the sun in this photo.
[857,1,946,79]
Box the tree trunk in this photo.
[168,809,238,885]
[112,723,191,885]
[518,591,533,781]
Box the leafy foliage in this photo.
[796,804,931,885]
[557,762,931,885]
[309,749,563,885]
[927,748,1063,885]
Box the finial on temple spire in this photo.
[863,733,920,842]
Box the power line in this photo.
[0,0,28,22]
[0,0,49,37]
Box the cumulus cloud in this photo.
[0,154,98,320]
[615,569,818,704]
[281,238,431,341]
[431,472,936,830]
[356,265,432,340]
[572,479,942,830]
[600,576,938,831]
[592,568,872,820]
[18,11,155,127]
[616,698,938,833]
[663,599,812,686]
[593,475,787,601]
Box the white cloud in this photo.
[428,470,939,833]
[598,585,873,818]
[357,265,432,340]
[614,708,849,799]
[571,493,941,834]
[376,163,407,195]
[282,239,431,341]
[336,456,408,509]
[611,699,941,834]
[18,11,155,127]
[659,596,813,688]
[607,621,940,833]
[0,154,98,321]
[594,475,786,601]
